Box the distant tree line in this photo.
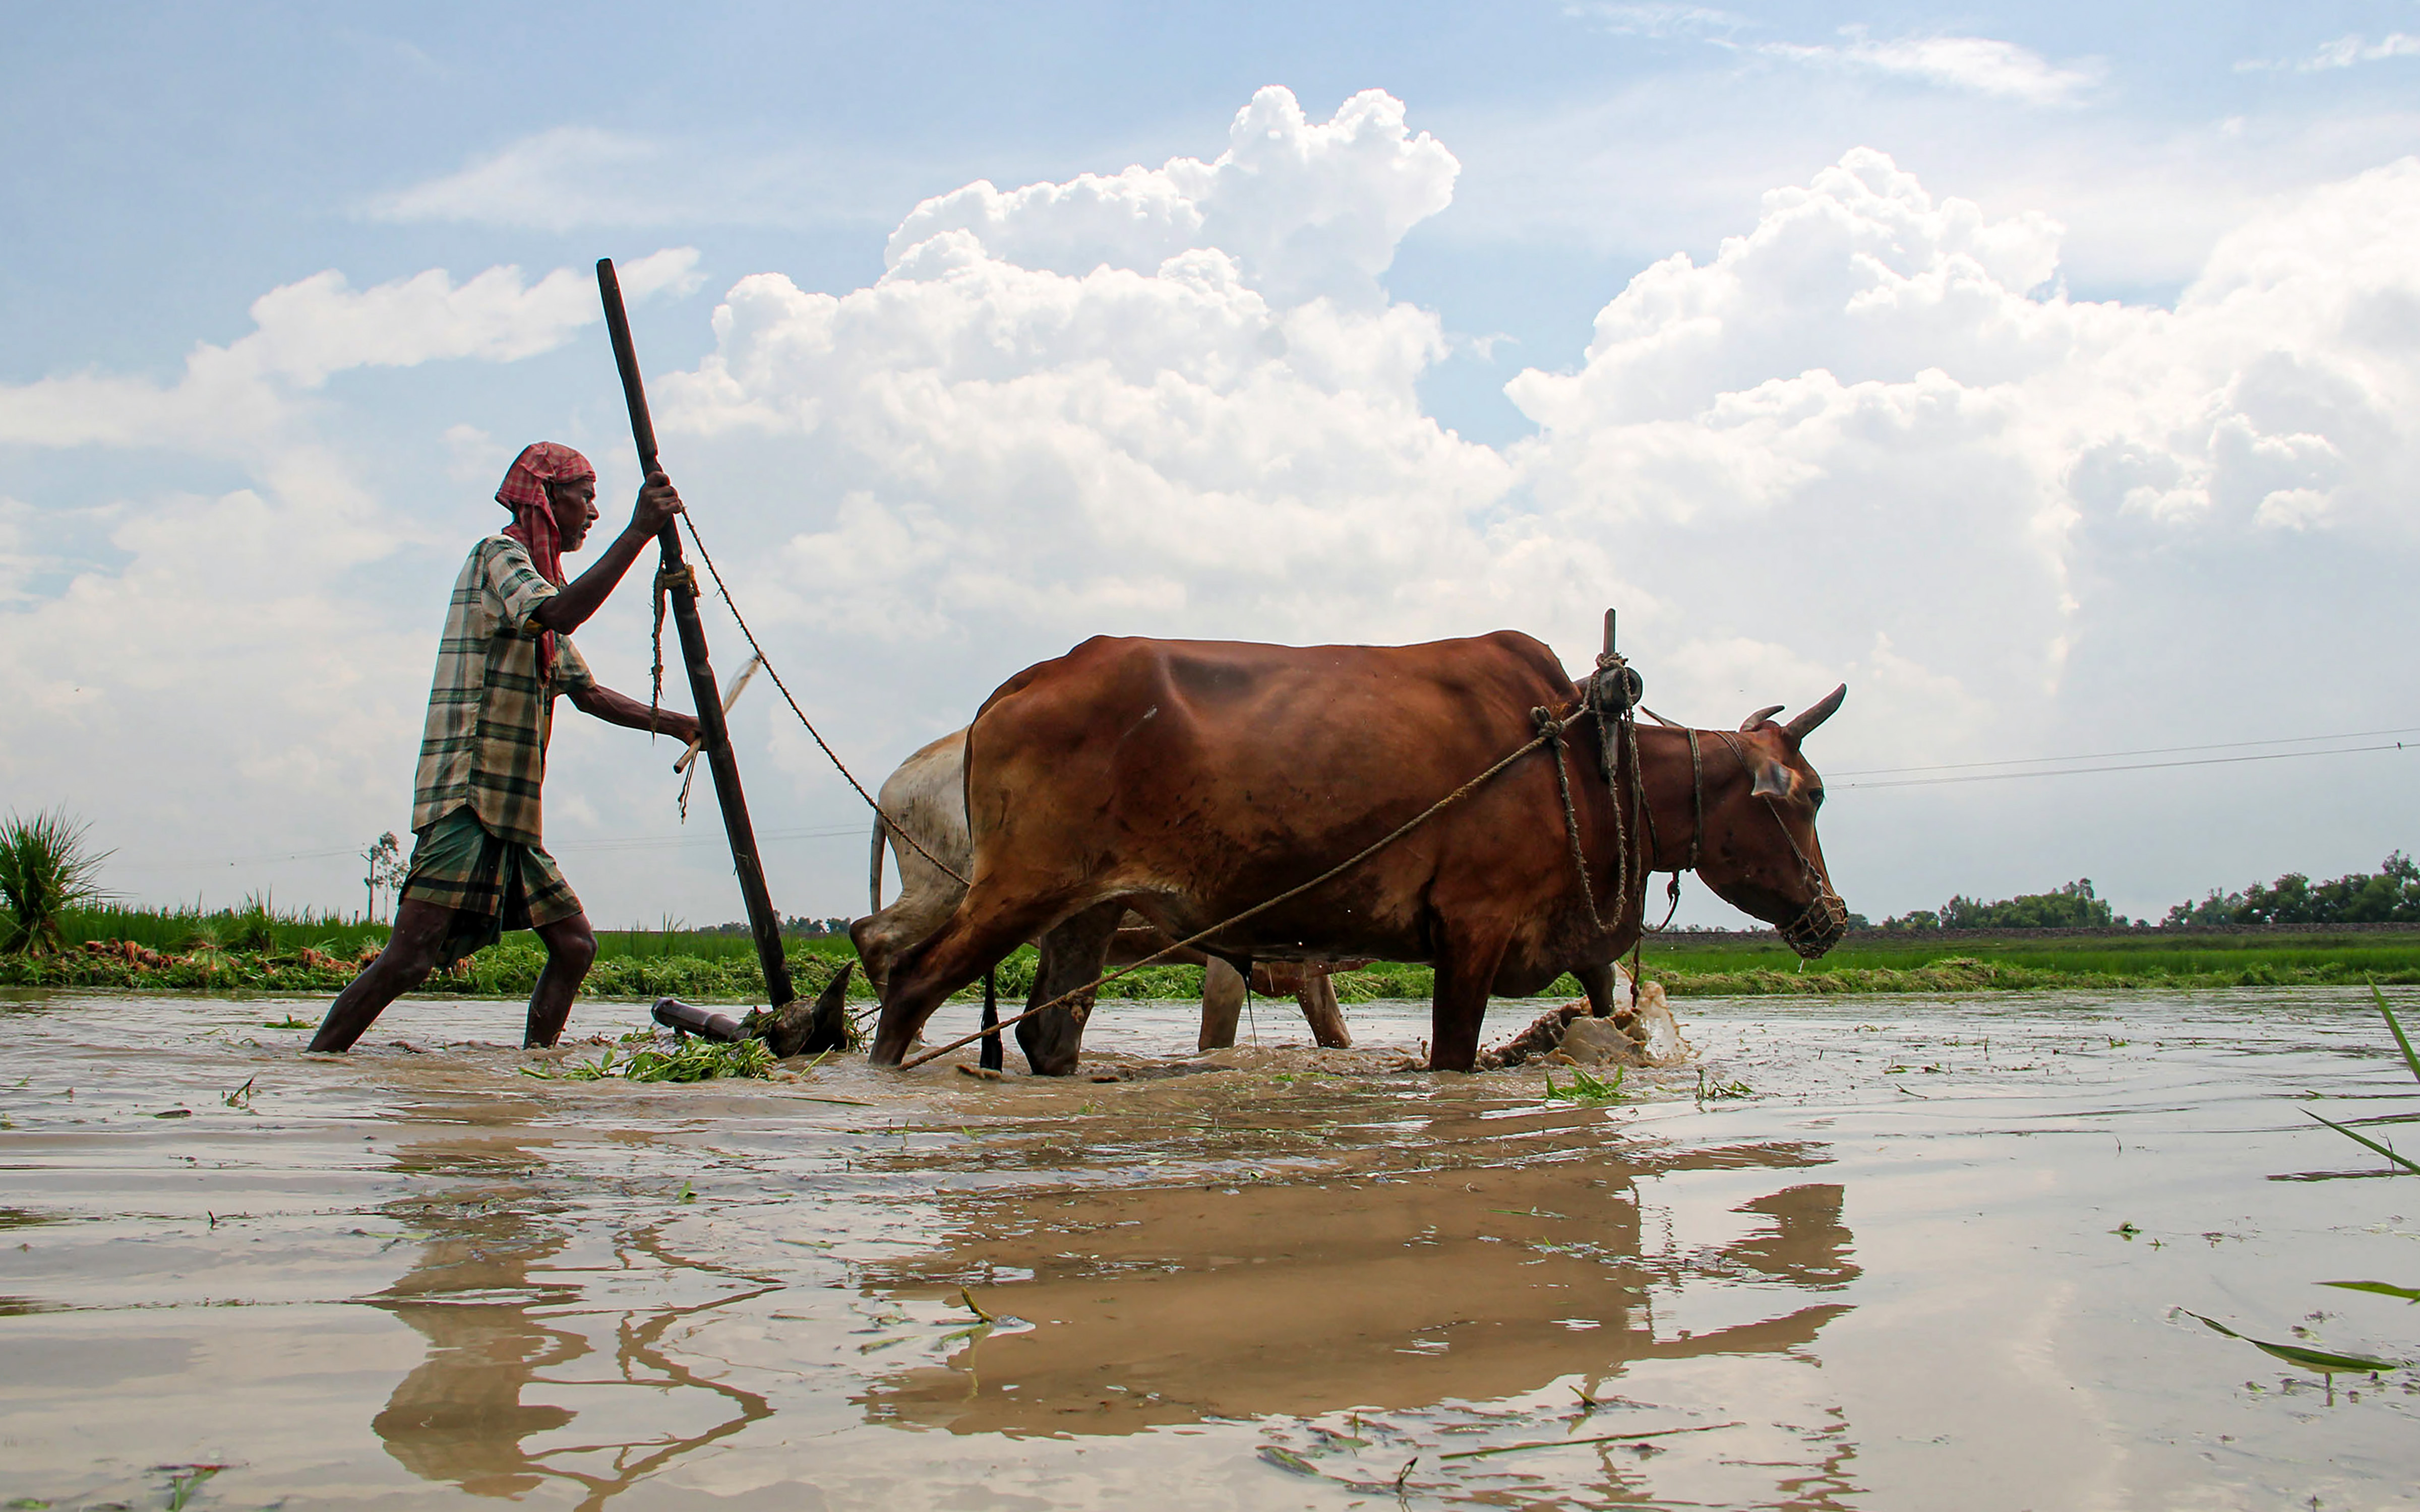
[703,915,853,938]
[1872,853,2420,930]
[2161,851,2420,926]
[1876,877,2120,931]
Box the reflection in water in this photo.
[365,1117,775,1508]
[14,991,2410,1507]
[855,1094,1861,1463]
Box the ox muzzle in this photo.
[1779,888,1850,959]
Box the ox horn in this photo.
[1784,684,1848,742]
[1739,705,1785,732]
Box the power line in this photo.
[1840,739,2412,790]
[1832,725,2420,779]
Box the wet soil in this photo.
[2,988,2416,1509]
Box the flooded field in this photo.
[3,986,2417,1510]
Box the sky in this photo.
[3,0,2417,932]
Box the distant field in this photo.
[10,907,2418,998]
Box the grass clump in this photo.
[0,809,111,956]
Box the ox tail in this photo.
[867,815,888,915]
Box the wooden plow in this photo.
[597,258,847,1057]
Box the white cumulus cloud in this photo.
[0,248,699,458]
[887,87,1457,308]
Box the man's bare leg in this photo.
[524,912,598,1048]
[309,899,454,1052]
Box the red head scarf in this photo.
[495,442,594,673]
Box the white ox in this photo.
[850,729,1354,1053]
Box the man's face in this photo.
[547,476,600,552]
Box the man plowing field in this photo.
[309,444,698,1053]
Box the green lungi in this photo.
[399,806,583,965]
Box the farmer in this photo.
[309,443,700,1053]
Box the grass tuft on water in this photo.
[523,1035,776,1084]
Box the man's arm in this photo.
[531,472,685,635]
[568,682,703,743]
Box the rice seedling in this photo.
[2192,983,2418,1387]
[523,1035,777,1084]
[1696,1069,1753,1101]
[162,1465,223,1511]
[229,893,279,954]
[2321,1280,2420,1303]
[2177,1310,2402,1380]
[1543,1065,1624,1104]
[0,809,111,956]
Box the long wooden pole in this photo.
[596,259,812,1038]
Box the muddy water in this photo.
[2,988,2416,1510]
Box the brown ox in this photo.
[850,729,1355,1052]
[870,631,1847,1074]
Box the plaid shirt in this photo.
[411,535,596,846]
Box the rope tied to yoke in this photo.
[670,517,970,887]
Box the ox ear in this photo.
[1751,760,1794,799]
[1739,704,1785,733]
[1783,684,1847,742]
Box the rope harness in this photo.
[652,518,971,888]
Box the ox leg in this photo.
[1019,902,1124,1077]
[1197,958,1246,1051]
[1574,962,1619,1019]
[851,884,963,1000]
[870,893,1065,1066]
[1298,969,1352,1049]
[980,969,1002,1072]
[1428,929,1511,1073]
